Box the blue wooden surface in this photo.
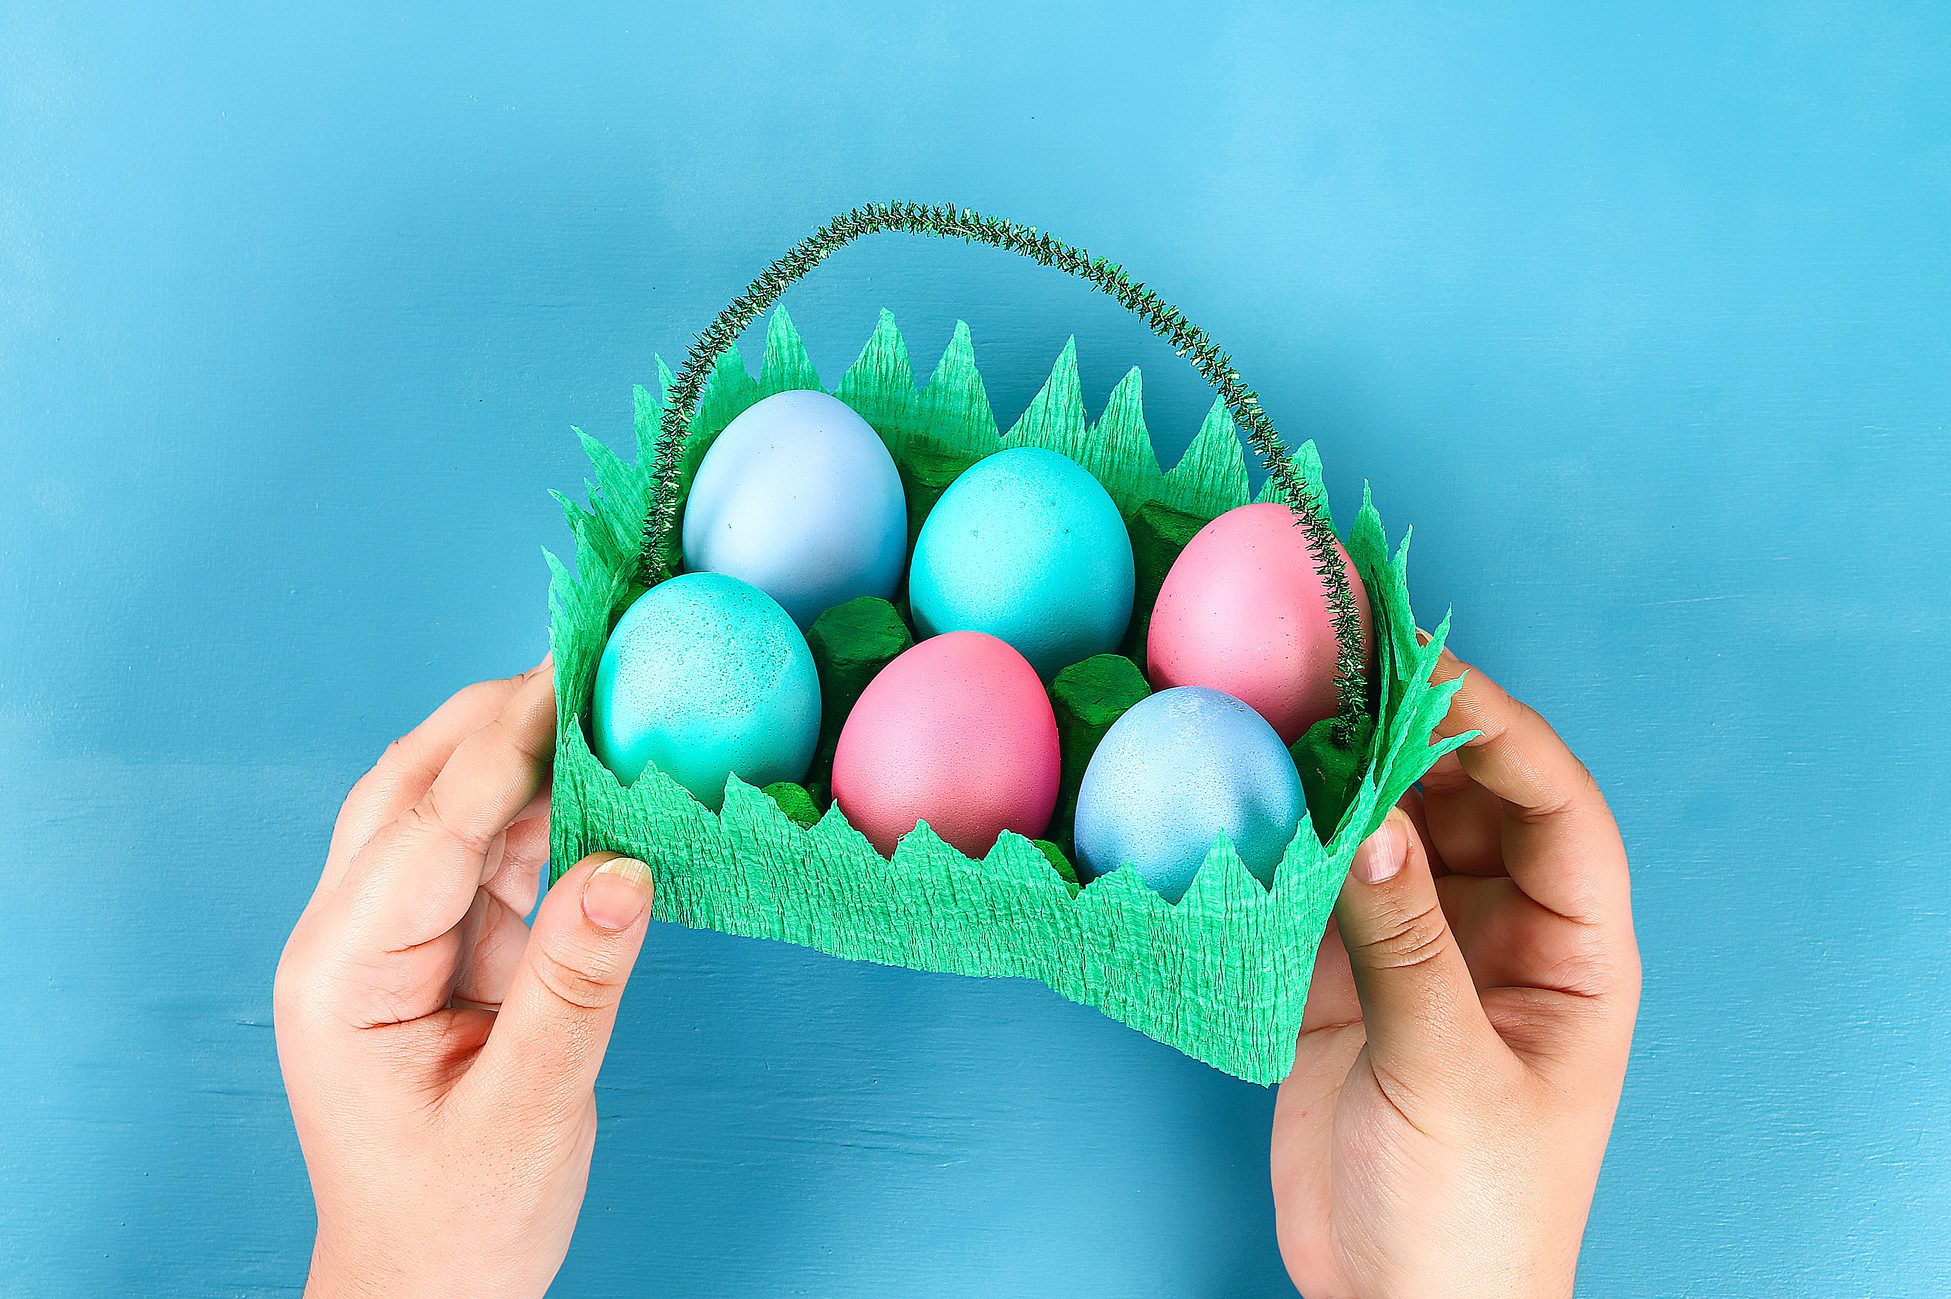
[3,4,1947,1295]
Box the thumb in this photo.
[475,852,653,1111]
[1335,808,1496,1087]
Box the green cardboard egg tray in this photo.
[546,206,1466,1083]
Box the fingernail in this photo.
[582,857,653,930]
[1352,814,1406,885]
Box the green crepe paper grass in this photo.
[547,308,1467,1084]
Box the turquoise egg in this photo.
[908,447,1134,678]
[591,572,821,809]
[1073,686,1306,902]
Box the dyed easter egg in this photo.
[682,390,908,628]
[1147,502,1372,744]
[908,447,1134,679]
[1073,686,1305,902]
[831,631,1060,858]
[592,572,821,809]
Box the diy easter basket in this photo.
[546,203,1467,1084]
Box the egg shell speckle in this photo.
[1147,502,1372,743]
[908,447,1134,679]
[1073,685,1307,903]
[682,390,908,628]
[830,631,1061,858]
[592,572,821,809]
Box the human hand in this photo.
[1272,645,1640,1299]
[274,659,654,1299]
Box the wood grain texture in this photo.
[2,2,1947,1295]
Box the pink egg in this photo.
[1147,502,1373,744]
[831,631,1060,857]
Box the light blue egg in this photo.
[591,572,821,809]
[908,447,1134,678]
[682,390,907,628]
[1073,686,1306,902]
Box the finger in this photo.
[1299,915,1360,1034]
[1335,808,1502,1090]
[1435,871,1614,994]
[482,801,551,921]
[1430,649,1631,928]
[399,801,548,1008]
[469,854,653,1114]
[1395,787,1450,877]
[339,664,555,950]
[318,663,542,897]
[1296,780,1452,1036]
[451,888,532,1009]
[310,666,556,1025]
[1416,760,1504,877]
[347,802,548,1017]
[1276,915,1366,1220]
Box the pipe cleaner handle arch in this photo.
[635,201,1370,739]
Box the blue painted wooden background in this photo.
[3,3,1946,1295]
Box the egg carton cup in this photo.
[547,204,1467,1084]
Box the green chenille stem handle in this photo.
[634,200,1369,740]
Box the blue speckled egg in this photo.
[682,390,907,628]
[1073,686,1305,902]
[591,572,821,808]
[908,447,1134,678]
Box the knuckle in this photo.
[1572,762,1617,824]
[271,946,306,1027]
[365,733,419,785]
[272,929,339,1034]
[1459,705,1512,754]
[1609,944,1644,1007]
[1511,786,1581,826]
[340,951,426,1027]
[477,715,540,773]
[1417,757,1471,792]
[529,942,625,1014]
[500,714,552,768]
[1542,942,1619,999]
[449,677,507,715]
[341,763,391,821]
[404,792,493,855]
[1572,756,1601,797]
[1354,900,1453,972]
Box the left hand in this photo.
[274,658,655,1299]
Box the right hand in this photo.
[1271,645,1641,1299]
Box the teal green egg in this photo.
[591,572,821,809]
[908,447,1134,679]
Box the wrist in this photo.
[304,1227,426,1299]
[305,1224,548,1299]
[303,1234,385,1299]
